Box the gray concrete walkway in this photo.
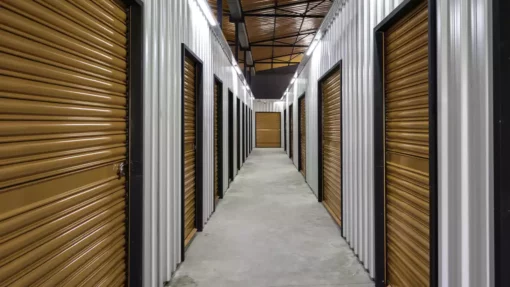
[169,148,373,287]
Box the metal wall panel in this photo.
[285,0,494,284]
[142,0,252,285]
[286,0,407,275]
[437,0,493,286]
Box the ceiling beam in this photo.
[271,0,277,69]
[288,1,310,65]
[244,13,325,18]
[217,0,223,28]
[243,0,325,13]
[254,61,301,64]
[226,0,253,65]
[250,30,316,44]
[251,44,309,47]
[307,0,327,13]
[253,51,304,61]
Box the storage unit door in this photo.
[299,97,306,177]
[0,1,129,285]
[184,56,197,246]
[214,82,219,205]
[322,69,342,226]
[256,112,281,148]
[384,1,430,286]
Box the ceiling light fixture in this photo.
[306,39,319,56]
[235,65,243,75]
[197,0,217,26]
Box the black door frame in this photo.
[245,105,249,159]
[284,109,287,152]
[125,0,144,285]
[493,0,510,285]
[180,44,204,261]
[237,97,241,171]
[251,109,253,153]
[316,61,342,229]
[297,93,306,175]
[249,109,252,154]
[243,103,246,163]
[214,76,224,202]
[373,0,438,286]
[228,89,234,184]
[289,104,293,159]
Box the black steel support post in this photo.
[217,0,223,28]
[243,50,247,78]
[235,23,239,61]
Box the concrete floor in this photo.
[169,148,373,287]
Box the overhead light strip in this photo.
[197,0,217,26]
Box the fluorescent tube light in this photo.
[235,65,242,75]
[197,0,217,26]
[306,40,319,56]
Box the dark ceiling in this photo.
[251,65,297,99]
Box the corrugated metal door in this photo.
[0,0,129,285]
[255,112,281,148]
[384,1,430,286]
[214,81,219,205]
[184,56,197,246]
[299,97,306,178]
[322,69,342,226]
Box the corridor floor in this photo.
[169,148,373,287]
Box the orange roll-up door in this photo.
[214,81,219,205]
[184,56,197,246]
[384,1,430,286]
[299,96,306,178]
[256,112,281,148]
[0,0,129,285]
[322,69,342,226]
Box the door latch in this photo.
[117,162,127,179]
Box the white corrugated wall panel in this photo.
[285,0,494,284]
[254,99,283,112]
[254,100,284,148]
[142,0,252,285]
[287,0,405,276]
[437,0,493,286]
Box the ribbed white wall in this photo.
[437,0,493,286]
[254,100,284,148]
[142,0,252,285]
[285,0,494,285]
[286,0,405,276]
[254,99,284,112]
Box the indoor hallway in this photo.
[169,148,373,287]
